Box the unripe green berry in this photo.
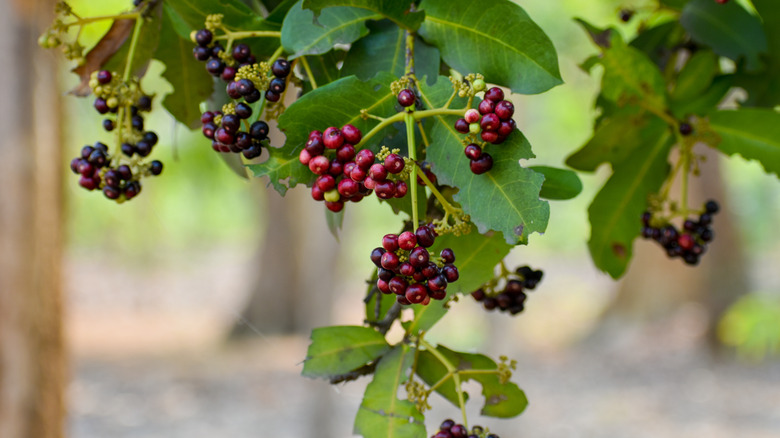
[472,78,486,92]
[106,97,119,108]
[469,122,481,135]
[189,30,198,43]
[89,79,99,89]
[324,189,340,203]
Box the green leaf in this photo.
[599,44,667,110]
[266,0,298,25]
[104,7,162,76]
[405,300,448,336]
[733,0,780,107]
[680,0,768,72]
[429,226,512,295]
[530,166,583,200]
[419,77,550,245]
[163,0,272,40]
[302,0,424,31]
[341,20,440,84]
[414,349,460,405]
[418,345,528,418]
[325,208,344,238]
[354,344,425,438]
[566,112,666,172]
[281,1,379,59]
[303,51,344,91]
[708,109,780,177]
[302,325,390,379]
[418,0,561,95]
[670,74,733,118]
[587,128,673,278]
[671,49,719,102]
[574,18,622,49]
[249,73,399,195]
[155,9,214,129]
[629,21,682,66]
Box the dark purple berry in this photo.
[195,29,213,47]
[265,90,281,102]
[235,102,252,119]
[464,144,482,160]
[231,43,251,62]
[271,59,291,78]
[268,77,286,94]
[454,118,469,133]
[250,121,269,140]
[397,89,415,107]
[470,153,493,174]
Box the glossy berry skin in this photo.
[325,200,344,212]
[269,77,286,94]
[464,144,482,160]
[484,87,504,102]
[480,113,500,131]
[398,231,417,250]
[194,29,213,46]
[323,127,344,149]
[336,144,356,163]
[226,81,242,99]
[265,90,281,102]
[370,248,386,267]
[470,153,493,174]
[231,43,251,62]
[405,284,427,304]
[355,149,375,170]
[96,70,112,85]
[368,163,388,181]
[705,200,719,213]
[316,175,336,192]
[415,226,436,248]
[382,234,399,251]
[498,119,516,136]
[397,89,415,107]
[221,66,237,82]
[440,248,455,263]
[478,99,495,115]
[235,103,252,119]
[409,247,430,268]
[271,59,291,78]
[384,153,405,174]
[250,121,270,140]
[341,125,362,144]
[192,46,211,61]
[494,100,515,120]
[465,108,481,124]
[244,88,261,103]
[374,181,396,199]
[380,251,400,270]
[308,155,330,175]
[480,130,499,144]
[388,277,408,295]
[454,118,470,133]
[338,178,359,197]
[149,160,163,176]
[443,264,459,282]
[394,181,408,198]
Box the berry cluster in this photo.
[200,109,269,159]
[191,27,292,103]
[397,88,417,108]
[453,87,516,174]
[640,200,719,266]
[471,266,543,315]
[370,225,459,305]
[72,70,161,201]
[300,128,409,212]
[432,419,498,438]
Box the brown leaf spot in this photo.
[486,394,508,405]
[70,18,135,96]
[611,243,627,259]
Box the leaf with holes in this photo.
[354,344,425,438]
[708,109,780,177]
[418,0,561,95]
[302,325,390,379]
[587,126,673,278]
[249,73,399,195]
[281,1,380,59]
[302,0,424,31]
[419,77,549,245]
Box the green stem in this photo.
[420,338,468,429]
[415,163,461,216]
[299,56,318,89]
[405,31,415,77]
[406,112,419,228]
[443,89,458,109]
[213,30,281,40]
[269,45,285,63]
[122,16,144,82]
[356,108,465,150]
[680,145,691,217]
[65,13,139,28]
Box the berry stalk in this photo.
[419,338,469,429]
[406,112,420,227]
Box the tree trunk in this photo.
[0,0,66,437]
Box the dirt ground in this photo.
[64,251,780,438]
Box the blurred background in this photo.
[2,0,780,437]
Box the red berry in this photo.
[336,144,356,162]
[409,247,430,268]
[398,231,417,250]
[369,163,388,181]
[328,159,344,176]
[427,275,447,291]
[384,153,405,174]
[96,70,112,85]
[394,181,408,198]
[481,113,500,131]
[485,87,504,102]
[382,234,399,251]
[415,226,436,247]
[397,89,415,107]
[311,185,325,201]
[405,284,428,304]
[678,233,695,250]
[470,153,493,174]
[480,130,499,143]
[381,251,400,270]
[388,277,408,295]
[325,200,344,212]
[494,100,515,120]
[341,124,362,144]
[429,289,446,300]
[478,99,495,115]
[440,248,455,263]
[338,178,359,197]
[399,262,415,277]
[443,264,459,282]
[323,127,344,149]
[355,149,375,170]
[377,279,391,294]
[349,165,367,182]
[464,144,482,160]
[316,175,336,192]
[498,119,516,136]
[375,180,396,199]
[464,108,481,124]
[308,155,330,175]
[454,118,469,133]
